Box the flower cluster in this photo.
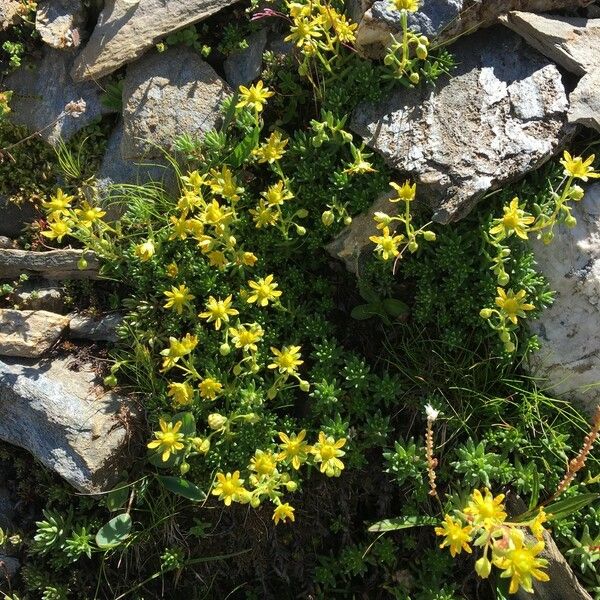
[369,180,436,265]
[435,489,549,594]
[481,151,599,352]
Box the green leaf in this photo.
[228,127,259,168]
[381,298,409,318]
[351,303,377,320]
[544,493,600,522]
[106,481,129,512]
[171,412,196,437]
[158,476,207,502]
[358,283,380,304]
[96,513,132,549]
[528,465,540,511]
[368,515,438,532]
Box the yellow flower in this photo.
[560,151,600,181]
[212,471,248,506]
[272,503,295,525]
[147,419,185,462]
[208,250,228,270]
[261,180,293,207]
[42,219,72,242]
[177,190,204,214]
[203,199,233,227]
[493,528,549,594]
[254,131,288,163]
[135,240,155,261]
[495,288,535,325]
[167,382,194,407]
[42,189,74,215]
[369,226,404,260]
[311,432,346,477]
[285,17,323,47]
[490,197,535,240]
[464,489,507,530]
[229,324,264,352]
[390,0,419,11]
[74,201,106,227]
[529,509,548,541]
[169,215,190,240]
[247,274,282,306]
[320,7,357,43]
[163,284,195,314]
[209,166,244,201]
[199,377,223,400]
[236,80,274,113]
[277,430,310,469]
[268,345,303,375]
[249,200,279,228]
[390,180,416,202]
[434,515,473,557]
[166,262,179,278]
[160,334,198,371]
[181,169,208,192]
[240,251,258,267]
[198,295,238,330]
[249,449,277,477]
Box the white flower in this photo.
[425,404,440,422]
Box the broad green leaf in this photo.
[368,515,438,532]
[158,476,207,502]
[96,513,132,549]
[106,481,130,512]
[171,412,196,437]
[351,304,378,321]
[382,298,409,318]
[358,284,380,304]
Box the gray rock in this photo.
[121,47,230,160]
[0,554,20,580]
[71,0,243,82]
[0,238,15,250]
[501,11,600,132]
[224,28,268,88]
[36,0,87,50]
[326,189,399,273]
[528,183,600,416]
[6,48,106,144]
[0,1,22,31]
[0,197,37,237]
[69,313,123,342]
[351,28,572,223]
[0,310,70,358]
[0,356,135,493]
[356,0,591,59]
[14,285,66,314]
[0,249,100,280]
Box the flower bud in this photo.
[208,413,227,430]
[565,215,577,228]
[135,240,155,261]
[475,555,492,578]
[504,341,516,353]
[180,461,190,475]
[570,185,585,201]
[343,216,352,226]
[321,210,335,227]
[500,330,510,343]
[250,496,261,508]
[416,44,428,60]
[497,272,510,286]
[241,412,260,424]
[295,225,307,236]
[77,257,88,270]
[423,230,436,242]
[299,380,310,392]
[408,240,419,253]
[286,481,298,492]
[409,72,420,85]
[479,308,492,319]
[500,248,511,257]
[103,374,118,388]
[192,437,210,453]
[219,342,231,356]
[542,231,554,245]
[419,36,429,45]
[384,53,395,66]
[297,208,309,218]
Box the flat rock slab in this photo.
[121,47,230,159]
[0,197,37,237]
[502,11,600,132]
[356,0,591,58]
[0,310,70,358]
[0,249,99,280]
[6,48,105,144]
[36,0,87,50]
[71,0,242,82]
[528,183,600,415]
[0,357,134,493]
[224,28,268,88]
[69,313,123,342]
[351,27,571,223]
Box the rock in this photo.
[0,554,20,580]
[326,189,399,273]
[35,0,87,50]
[351,27,572,223]
[0,238,15,249]
[501,11,600,132]
[356,0,591,59]
[0,249,100,280]
[14,285,66,314]
[0,488,15,530]
[0,0,22,31]
[6,48,106,144]
[0,197,38,237]
[68,313,123,342]
[224,28,268,88]
[0,310,70,358]
[121,47,230,160]
[0,356,135,493]
[71,0,243,82]
[528,183,600,415]
[96,123,172,203]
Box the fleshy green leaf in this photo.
[381,298,409,318]
[106,481,130,512]
[96,513,132,549]
[158,476,206,502]
[368,515,438,532]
